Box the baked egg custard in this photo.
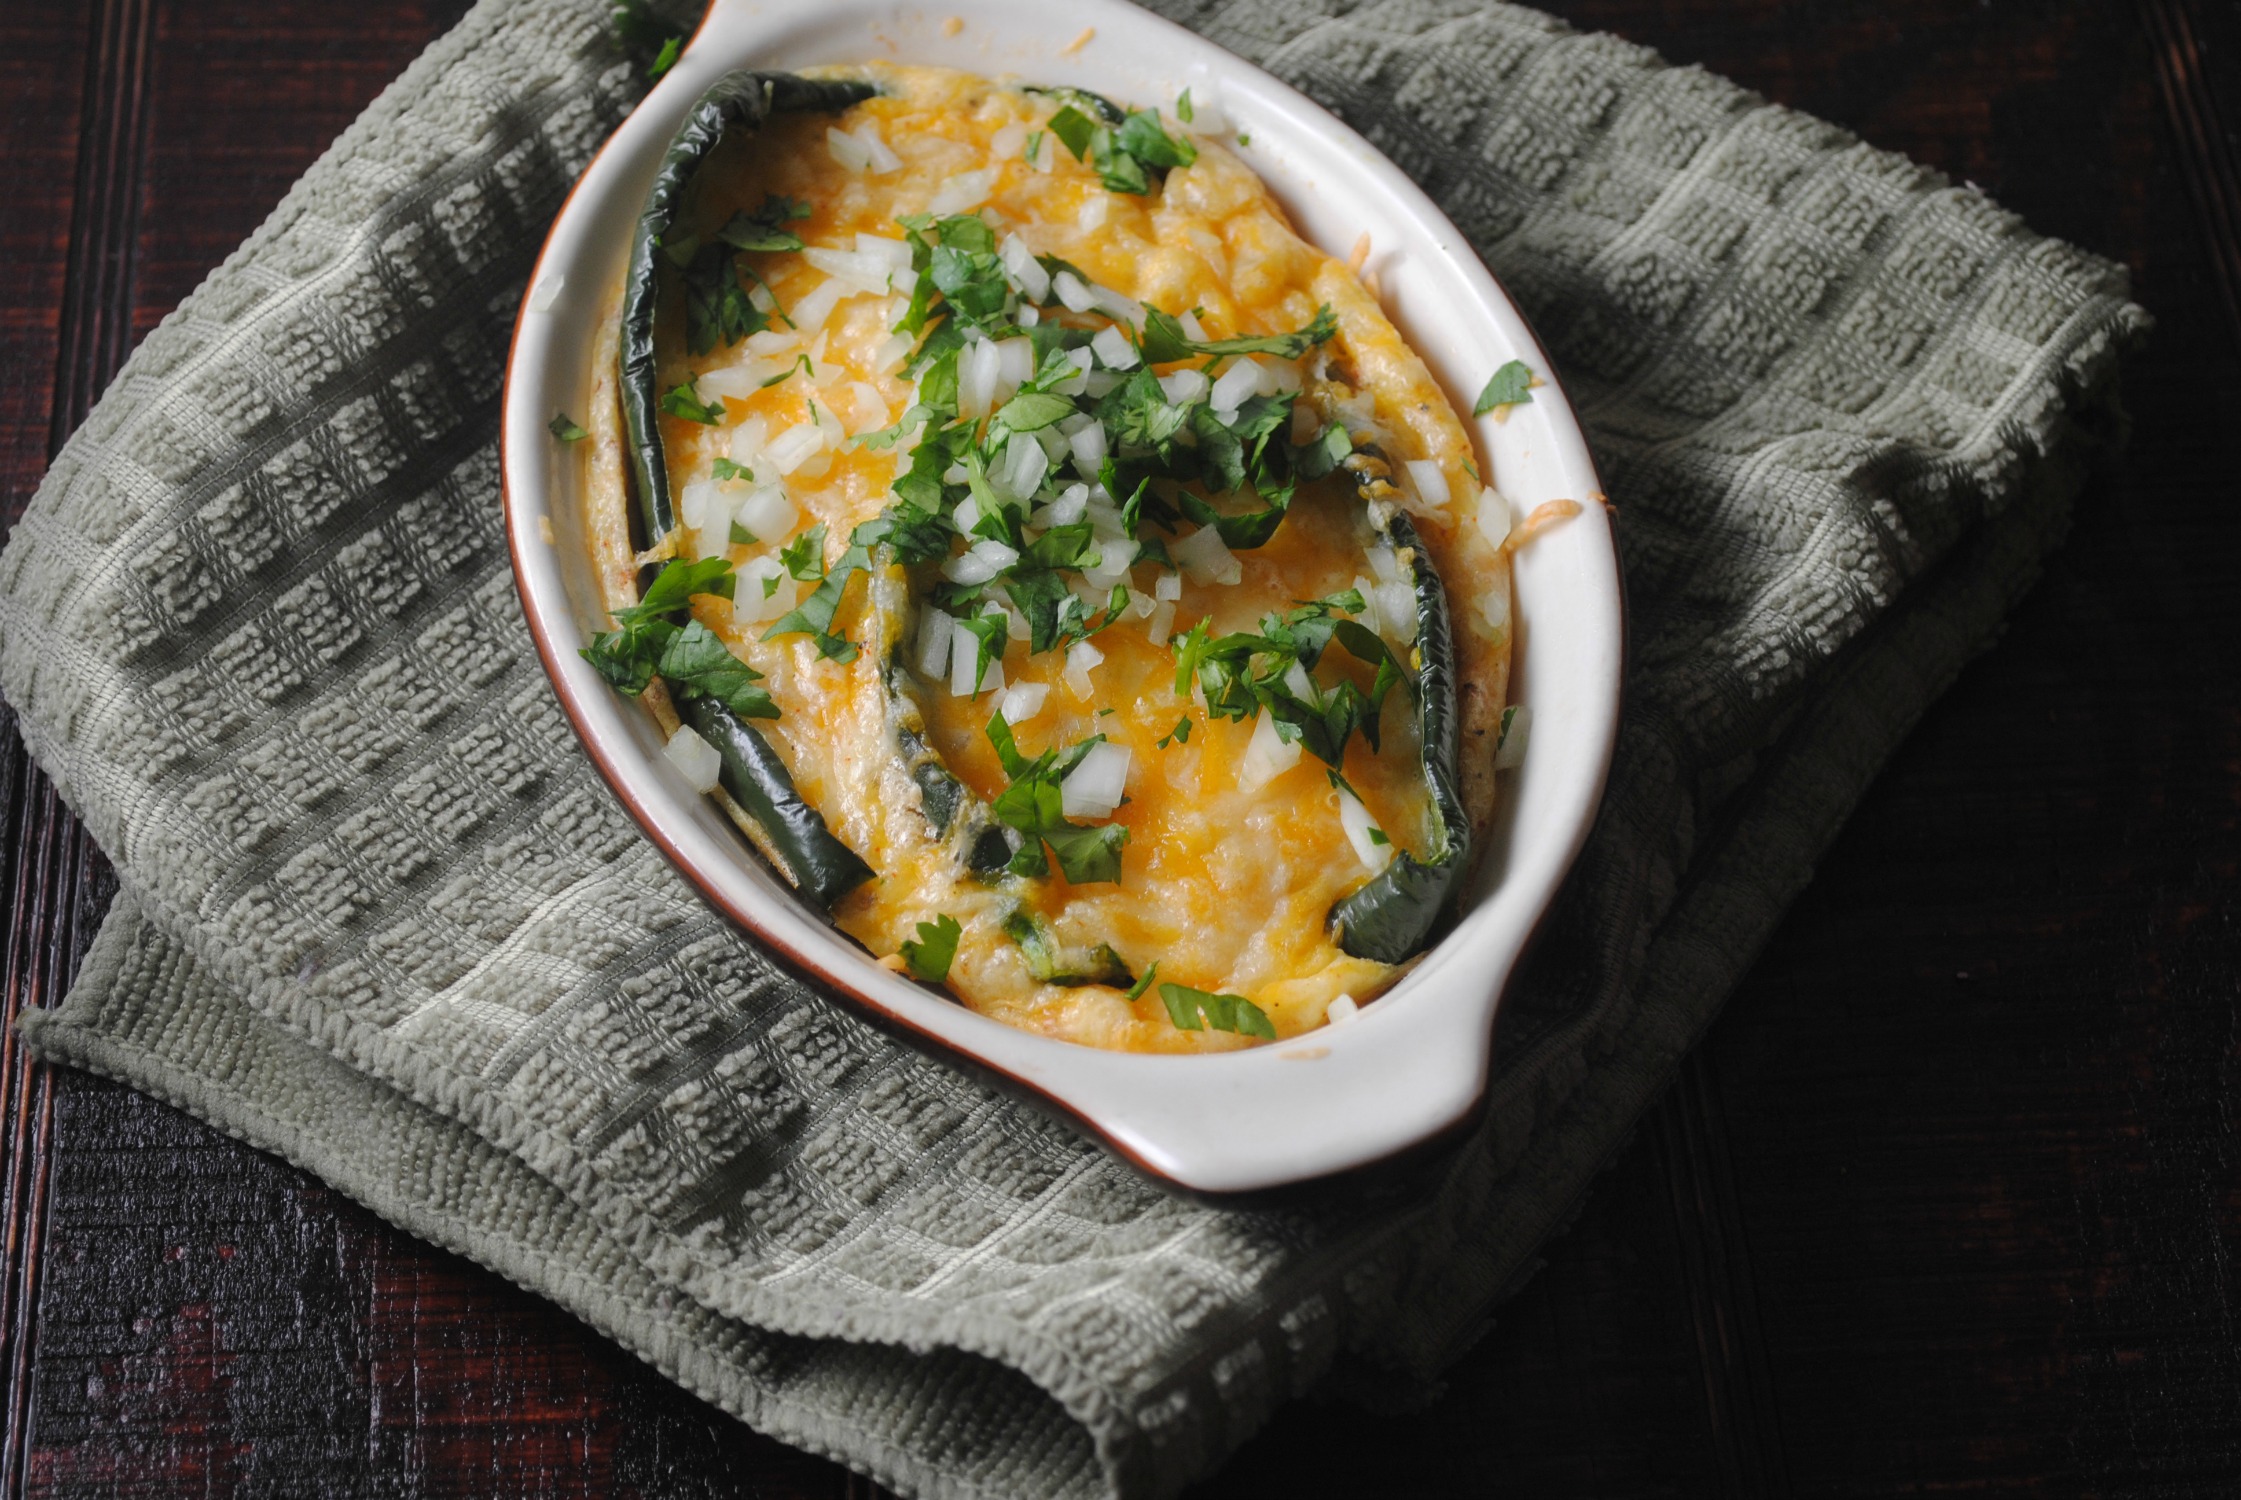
[574,63,1529,1053]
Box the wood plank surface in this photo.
[2,2,2236,1496]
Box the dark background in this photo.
[4,1,2239,1495]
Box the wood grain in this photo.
[1,2,2237,1496]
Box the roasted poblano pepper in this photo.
[615,70,878,909]
[1325,505,1473,964]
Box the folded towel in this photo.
[0,1,2146,1495]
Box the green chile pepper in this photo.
[616,70,878,908]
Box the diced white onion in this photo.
[735,484,795,542]
[745,328,797,357]
[789,279,846,336]
[991,120,1029,160]
[696,362,784,400]
[959,337,1000,419]
[853,123,901,174]
[529,273,565,313]
[803,245,895,294]
[1061,741,1131,818]
[1480,584,1510,635]
[842,380,889,434]
[1052,270,1096,313]
[1018,303,1041,328]
[1078,194,1109,231]
[1091,325,1139,369]
[1063,640,1103,697]
[1084,538,1138,587]
[1160,368,1209,406]
[734,557,797,623]
[1366,544,1400,583]
[1174,525,1242,585]
[928,167,998,215]
[953,493,982,534]
[951,630,1003,697]
[1283,659,1319,704]
[1044,485,1088,527]
[1067,420,1108,477]
[1405,459,1451,509]
[1476,487,1514,549]
[1351,573,1380,634]
[1083,369,1125,398]
[1154,571,1181,602]
[994,336,1035,393]
[809,398,846,447]
[999,236,1051,302]
[679,479,723,536]
[871,331,915,376]
[1326,993,1359,1026]
[1025,130,1053,171]
[1337,788,1393,874]
[970,537,1022,573]
[727,414,770,467]
[825,125,873,172]
[1237,709,1301,792]
[1265,359,1301,393]
[856,232,913,271]
[1145,599,1176,646]
[1179,310,1209,343]
[664,725,722,793]
[1209,357,1262,415]
[1495,705,1532,770]
[916,605,954,679]
[1034,426,1071,463]
[1000,599,1029,641]
[1127,587,1155,619]
[1053,347,1094,397]
[998,431,1047,501]
[999,680,1049,724]
[1090,284,1143,325]
[761,422,825,476]
[1376,581,1417,644]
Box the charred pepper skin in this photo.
[616,70,879,909]
[1326,508,1471,964]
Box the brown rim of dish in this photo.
[497,53,1625,1196]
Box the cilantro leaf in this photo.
[710,457,753,482]
[982,716,1130,884]
[1473,359,1535,415]
[900,914,963,982]
[648,34,680,77]
[1116,109,1197,170]
[550,413,589,442]
[717,195,810,253]
[1156,716,1193,748]
[1159,983,1276,1039]
[660,381,726,425]
[992,390,1076,433]
[626,556,736,621]
[1176,89,1194,124]
[762,538,867,663]
[657,620,779,720]
[759,353,814,389]
[1139,304,1338,363]
[779,523,828,582]
[730,521,757,546]
[1124,962,1159,1000]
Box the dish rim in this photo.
[499,0,1624,1194]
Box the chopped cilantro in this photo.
[1124,962,1159,1000]
[659,381,725,425]
[648,34,680,78]
[729,521,757,546]
[1473,359,1535,415]
[1237,132,1251,146]
[657,619,779,720]
[900,914,963,982]
[1176,89,1194,123]
[1045,103,1195,195]
[1157,715,1193,748]
[549,413,589,442]
[984,715,1129,884]
[717,195,810,253]
[779,523,827,582]
[951,610,1008,693]
[759,353,814,389]
[579,558,775,720]
[1159,983,1276,1039]
[711,457,753,482]
[1138,304,1338,364]
[1367,827,1390,846]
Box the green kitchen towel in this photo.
[0,1,2145,1496]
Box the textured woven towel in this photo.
[0,1,2146,1495]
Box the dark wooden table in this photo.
[4,1,2238,1494]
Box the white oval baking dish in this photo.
[502,0,1622,1194]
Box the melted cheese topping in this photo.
[584,64,1511,1052]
